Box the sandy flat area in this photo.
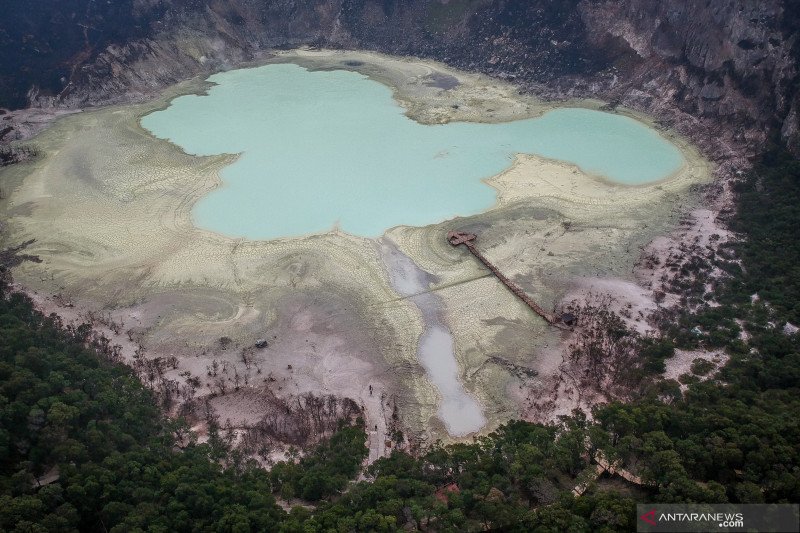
[0,49,713,452]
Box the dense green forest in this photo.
[1,152,798,531]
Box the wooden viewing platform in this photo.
[571,450,652,496]
[447,231,571,330]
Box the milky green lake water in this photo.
[141,63,684,240]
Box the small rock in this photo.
[561,312,577,327]
[783,323,799,335]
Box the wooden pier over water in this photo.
[447,231,572,330]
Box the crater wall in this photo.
[1,0,797,156]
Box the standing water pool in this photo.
[140,62,686,436]
[141,63,684,241]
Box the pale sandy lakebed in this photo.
[0,49,713,445]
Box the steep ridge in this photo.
[0,0,797,155]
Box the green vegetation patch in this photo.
[424,0,487,33]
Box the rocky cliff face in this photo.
[578,0,799,157]
[1,0,797,157]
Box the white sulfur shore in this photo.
[0,48,712,452]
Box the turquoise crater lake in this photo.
[141,64,684,240]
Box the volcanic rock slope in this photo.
[1,0,798,155]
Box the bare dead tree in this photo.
[238,392,362,456]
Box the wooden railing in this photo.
[447,231,570,330]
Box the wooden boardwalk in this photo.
[447,231,570,330]
[572,449,653,496]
